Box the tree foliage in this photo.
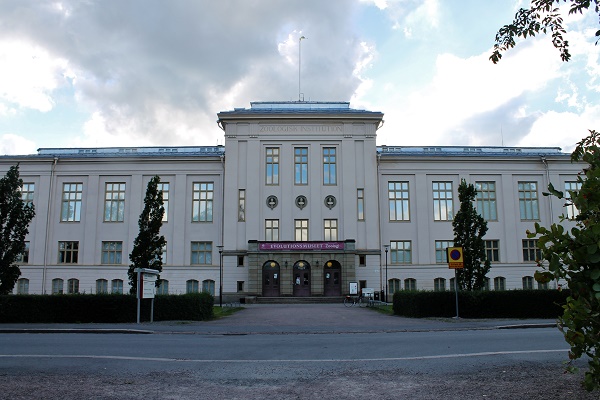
[491,0,600,63]
[128,175,165,295]
[452,179,491,291]
[530,130,600,391]
[0,165,36,295]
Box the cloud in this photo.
[0,134,37,155]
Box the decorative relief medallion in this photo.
[295,195,307,210]
[266,195,278,209]
[324,195,336,209]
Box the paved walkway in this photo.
[0,304,557,334]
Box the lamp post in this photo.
[217,245,224,307]
[384,244,389,303]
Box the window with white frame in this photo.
[58,241,79,264]
[202,279,215,295]
[158,182,169,222]
[522,276,534,290]
[295,219,308,241]
[390,241,412,264]
[357,189,365,221]
[435,240,454,263]
[101,241,123,264]
[324,219,338,241]
[111,279,123,294]
[404,278,417,291]
[323,147,337,185]
[17,278,29,294]
[522,239,541,262]
[494,276,506,291]
[186,279,199,293]
[52,278,64,294]
[238,189,245,222]
[67,278,79,294]
[294,147,308,185]
[434,278,446,291]
[96,279,108,294]
[61,183,83,222]
[433,181,453,221]
[265,219,279,241]
[16,241,29,263]
[192,182,214,222]
[104,182,126,222]
[20,183,35,206]
[191,241,212,265]
[518,181,539,220]
[565,181,581,220]
[484,240,500,262]
[266,147,280,185]
[388,182,410,221]
[475,181,497,221]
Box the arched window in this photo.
[522,276,534,290]
[537,281,549,290]
[202,279,215,295]
[494,276,506,291]
[186,279,199,294]
[67,278,79,294]
[17,278,29,294]
[157,280,169,295]
[52,278,64,294]
[96,279,108,294]
[404,278,417,291]
[434,278,446,292]
[388,278,401,294]
[111,279,123,294]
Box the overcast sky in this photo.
[0,0,598,155]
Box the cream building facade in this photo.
[0,101,582,299]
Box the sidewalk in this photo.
[0,303,557,335]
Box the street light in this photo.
[217,245,224,307]
[383,244,389,303]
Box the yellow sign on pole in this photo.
[447,247,464,269]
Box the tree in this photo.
[452,179,490,291]
[0,165,36,295]
[491,0,600,63]
[530,130,600,391]
[128,175,165,295]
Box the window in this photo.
[266,147,280,185]
[16,241,30,263]
[160,243,167,265]
[435,240,454,263]
[111,279,123,294]
[192,182,214,222]
[157,280,169,295]
[101,241,123,264]
[538,281,549,290]
[237,255,244,266]
[58,241,79,264]
[323,147,337,185]
[237,281,244,292]
[434,278,446,292]
[388,182,410,221]
[96,279,108,294]
[433,181,453,221]
[52,278,64,294]
[238,189,246,222]
[17,278,29,294]
[265,219,279,241]
[104,182,126,222]
[67,278,79,294]
[359,255,366,266]
[20,183,35,206]
[518,181,539,220]
[357,189,365,221]
[294,147,308,185]
[389,278,401,294]
[565,181,581,220]
[191,241,212,265]
[475,181,497,221]
[523,276,534,290]
[484,277,490,291]
[158,182,169,222]
[324,219,338,241]
[202,279,215,295]
[450,277,456,291]
[390,241,412,264]
[404,278,417,291]
[494,277,506,291]
[522,239,542,262]
[186,279,199,293]
[295,219,308,241]
[60,183,83,222]
[484,240,500,262]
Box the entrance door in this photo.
[262,261,281,297]
[293,261,311,297]
[323,260,341,296]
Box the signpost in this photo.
[446,247,464,319]
[135,268,159,324]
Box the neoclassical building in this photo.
[0,101,582,299]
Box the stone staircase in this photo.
[254,296,344,304]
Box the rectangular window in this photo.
[518,181,540,220]
[20,183,35,206]
[60,183,83,222]
[158,182,169,222]
[359,255,366,266]
[58,241,79,264]
[523,276,534,290]
[266,147,280,185]
[388,182,410,221]
[17,278,29,294]
[160,243,167,265]
[186,279,199,293]
[295,219,309,241]
[475,181,497,221]
[96,279,108,294]
[265,219,279,241]
[434,278,446,292]
[67,278,79,294]
[522,239,542,262]
[238,189,246,222]
[324,219,338,241]
[157,280,169,295]
[357,189,365,221]
[52,278,64,294]
[101,241,123,264]
[484,240,500,262]
[16,241,30,263]
[323,147,337,185]
[191,241,212,265]
[192,182,214,222]
[433,182,453,221]
[391,241,412,264]
[237,255,244,266]
[104,182,126,222]
[294,147,308,185]
[435,240,454,263]
[565,181,581,220]
[237,281,244,292]
[111,279,123,294]
[494,277,506,291]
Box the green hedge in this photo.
[0,293,214,323]
[392,290,569,318]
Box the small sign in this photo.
[447,247,464,269]
[349,282,358,295]
[142,274,157,299]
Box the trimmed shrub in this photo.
[393,289,568,318]
[0,293,214,323]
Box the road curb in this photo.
[0,328,153,334]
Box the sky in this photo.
[0,0,598,155]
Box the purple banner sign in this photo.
[259,242,345,251]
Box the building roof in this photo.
[378,145,571,158]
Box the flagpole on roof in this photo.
[299,35,306,102]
